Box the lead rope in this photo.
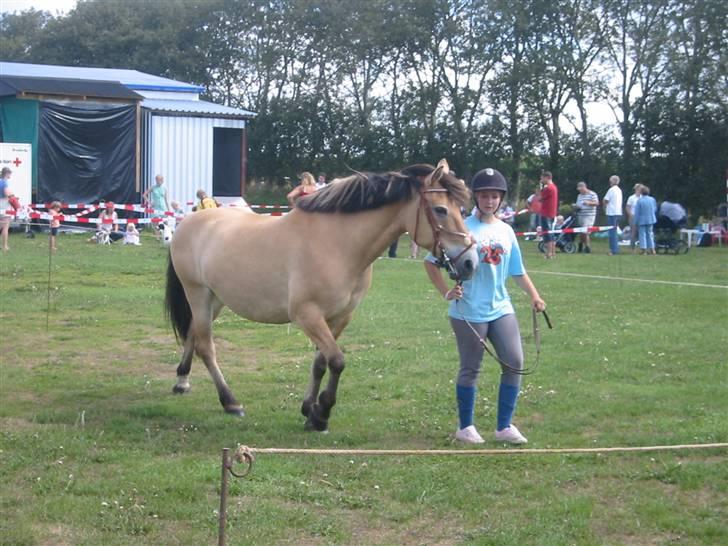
[455,299,552,375]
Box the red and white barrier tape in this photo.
[25,211,178,225]
[515,226,614,237]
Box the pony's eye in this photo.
[434,206,448,217]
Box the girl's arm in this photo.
[286,186,301,206]
[512,273,545,311]
[424,260,462,300]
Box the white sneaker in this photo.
[455,425,485,444]
[494,425,528,444]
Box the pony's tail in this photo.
[165,253,192,343]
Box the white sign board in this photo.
[0,143,32,207]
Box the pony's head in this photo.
[295,159,477,281]
[404,160,477,281]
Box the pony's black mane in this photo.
[296,164,470,214]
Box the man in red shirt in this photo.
[538,171,559,258]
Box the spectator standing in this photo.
[387,238,399,258]
[143,174,170,214]
[143,174,170,239]
[0,167,12,252]
[625,183,642,250]
[525,191,539,240]
[49,201,62,253]
[538,171,559,259]
[316,174,327,190]
[633,186,657,255]
[603,175,623,255]
[574,181,599,253]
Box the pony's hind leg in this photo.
[172,335,195,394]
[187,289,245,416]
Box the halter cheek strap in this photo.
[413,187,474,274]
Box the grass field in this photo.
[1,229,726,546]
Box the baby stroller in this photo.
[654,214,688,255]
[538,215,577,254]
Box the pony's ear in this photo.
[428,159,450,186]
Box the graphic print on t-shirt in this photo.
[477,231,509,266]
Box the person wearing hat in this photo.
[424,168,546,444]
[0,167,14,252]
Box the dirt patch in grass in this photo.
[35,523,78,546]
[318,502,466,546]
[0,416,41,432]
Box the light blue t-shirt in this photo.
[427,216,525,323]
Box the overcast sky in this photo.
[0,0,78,14]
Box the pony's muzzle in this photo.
[449,245,479,281]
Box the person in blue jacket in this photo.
[424,168,546,444]
[633,185,657,255]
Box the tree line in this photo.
[1,0,726,214]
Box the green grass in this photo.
[1,230,727,545]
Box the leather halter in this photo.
[412,187,474,278]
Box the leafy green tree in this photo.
[0,9,53,62]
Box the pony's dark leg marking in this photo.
[304,351,345,432]
[298,313,351,431]
[301,351,326,418]
[172,334,195,394]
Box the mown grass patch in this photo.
[1,231,726,545]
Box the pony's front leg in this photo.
[304,349,344,432]
[297,312,350,432]
[301,351,326,419]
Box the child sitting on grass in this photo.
[124,223,141,245]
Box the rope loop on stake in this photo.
[230,445,255,477]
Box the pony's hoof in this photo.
[224,406,245,417]
[304,415,328,432]
[172,385,190,394]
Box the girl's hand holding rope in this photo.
[531,297,546,313]
[444,283,463,300]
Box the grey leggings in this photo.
[450,313,524,388]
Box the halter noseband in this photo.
[413,187,474,280]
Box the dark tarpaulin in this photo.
[38,102,136,203]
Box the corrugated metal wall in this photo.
[142,115,246,209]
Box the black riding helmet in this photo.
[470,168,508,193]
[470,168,507,214]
